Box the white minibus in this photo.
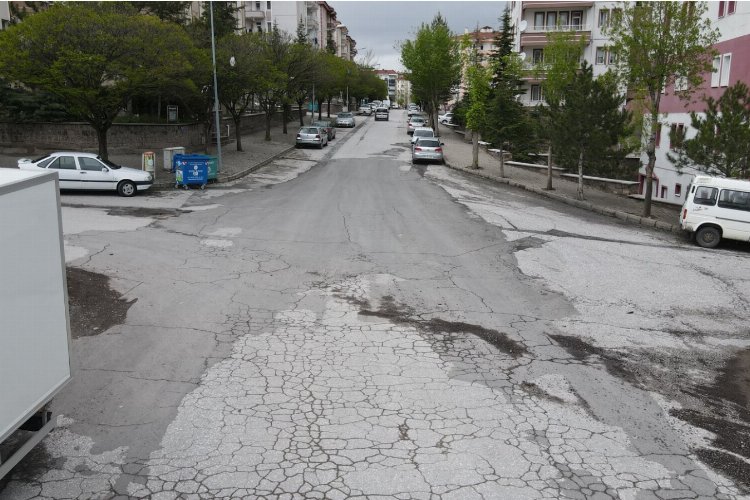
[680,175,750,248]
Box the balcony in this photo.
[520,25,591,46]
[522,1,593,9]
[245,10,265,19]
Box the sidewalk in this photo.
[0,121,303,188]
[440,129,682,233]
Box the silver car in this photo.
[407,116,426,134]
[296,127,328,149]
[411,137,444,164]
[335,112,356,128]
[410,127,435,146]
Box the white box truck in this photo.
[0,169,72,480]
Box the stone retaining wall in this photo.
[0,109,320,154]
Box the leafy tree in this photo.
[326,29,337,55]
[606,1,719,217]
[216,33,265,151]
[282,33,316,131]
[668,82,750,179]
[0,2,197,159]
[460,36,492,169]
[401,13,461,134]
[489,8,515,89]
[536,29,587,189]
[0,77,74,122]
[256,25,290,141]
[548,63,632,199]
[129,1,190,24]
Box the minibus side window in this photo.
[717,189,750,212]
[693,186,718,206]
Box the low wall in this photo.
[0,110,306,155]
[560,173,639,196]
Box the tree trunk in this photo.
[96,125,109,160]
[642,95,662,218]
[265,111,272,142]
[282,103,290,134]
[546,144,553,190]
[318,101,322,120]
[577,149,585,200]
[326,97,331,118]
[297,98,305,126]
[234,115,243,152]
[471,131,479,169]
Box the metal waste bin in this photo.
[207,156,218,181]
[174,155,208,190]
[163,147,185,171]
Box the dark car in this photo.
[311,120,336,141]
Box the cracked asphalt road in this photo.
[2,112,750,499]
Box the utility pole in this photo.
[209,1,222,171]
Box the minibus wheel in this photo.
[695,226,721,249]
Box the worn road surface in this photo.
[2,111,750,499]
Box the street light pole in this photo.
[209,2,222,171]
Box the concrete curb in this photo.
[151,144,296,190]
[443,160,682,234]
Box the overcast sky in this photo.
[330,1,508,72]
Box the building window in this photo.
[675,183,682,198]
[532,48,544,64]
[267,21,272,32]
[255,1,261,10]
[670,123,685,150]
[546,11,557,28]
[655,123,662,147]
[728,1,736,14]
[531,84,543,101]
[571,11,583,29]
[267,1,271,9]
[719,0,725,17]
[720,53,731,86]
[674,76,688,92]
[534,12,545,29]
[711,56,721,87]
[596,47,606,64]
[256,21,262,32]
[559,11,569,28]
[599,9,610,27]
[661,186,668,198]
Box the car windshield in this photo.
[300,127,319,134]
[99,157,122,169]
[411,119,425,124]
[415,130,433,137]
[32,155,51,163]
[338,113,352,118]
[417,139,440,148]
[312,122,328,127]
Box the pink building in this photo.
[639,1,750,204]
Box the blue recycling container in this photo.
[173,154,209,190]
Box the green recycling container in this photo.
[207,156,218,181]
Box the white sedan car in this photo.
[17,152,153,197]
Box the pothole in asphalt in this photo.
[104,207,181,219]
[352,294,527,358]
[67,267,136,338]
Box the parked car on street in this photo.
[438,112,454,124]
[679,175,750,248]
[17,152,153,197]
[296,126,328,149]
[335,112,356,128]
[312,120,336,141]
[411,137,444,164]
[374,107,389,121]
[407,116,427,134]
[359,105,372,116]
[411,127,436,146]
[407,106,421,117]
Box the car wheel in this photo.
[117,180,136,197]
[695,226,721,248]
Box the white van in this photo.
[679,175,750,248]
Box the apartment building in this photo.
[509,0,618,106]
[230,1,356,60]
[374,69,398,103]
[396,74,411,107]
[0,1,10,30]
[454,26,499,103]
[639,1,750,204]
